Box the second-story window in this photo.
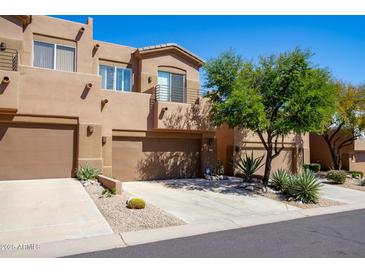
[33,41,76,72]
[99,64,131,92]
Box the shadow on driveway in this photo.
[144,177,257,196]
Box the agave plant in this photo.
[76,165,100,181]
[286,169,321,204]
[233,151,264,178]
[270,168,290,191]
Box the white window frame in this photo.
[32,40,77,72]
[158,70,186,102]
[99,64,132,92]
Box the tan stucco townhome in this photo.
[0,15,309,182]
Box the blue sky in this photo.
[53,15,365,85]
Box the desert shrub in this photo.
[326,170,347,184]
[349,171,363,179]
[126,197,146,209]
[303,163,321,173]
[284,170,321,204]
[101,187,116,198]
[270,169,290,191]
[76,165,100,181]
[233,151,264,178]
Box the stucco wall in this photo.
[0,15,214,178]
[138,52,200,103]
[216,125,309,176]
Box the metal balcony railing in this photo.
[155,84,204,104]
[155,84,186,103]
[0,48,18,71]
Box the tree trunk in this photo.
[323,136,340,170]
[263,147,273,187]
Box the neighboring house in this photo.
[216,125,310,176]
[310,133,365,174]
[0,15,215,181]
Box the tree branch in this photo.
[338,136,357,150]
[328,122,345,144]
[273,134,285,159]
[256,130,268,151]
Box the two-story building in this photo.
[0,15,309,182]
[0,15,215,181]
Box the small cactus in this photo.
[126,197,145,209]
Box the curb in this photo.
[119,202,365,247]
[4,202,365,257]
[0,233,125,258]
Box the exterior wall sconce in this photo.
[86,83,93,89]
[87,125,94,135]
[148,76,152,84]
[0,42,6,51]
[2,76,10,84]
[102,136,107,145]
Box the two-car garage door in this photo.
[0,123,201,181]
[0,123,76,180]
[112,136,201,181]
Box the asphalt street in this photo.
[71,209,365,258]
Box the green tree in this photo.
[321,82,365,169]
[204,48,337,186]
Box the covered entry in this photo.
[0,123,77,180]
[112,134,201,181]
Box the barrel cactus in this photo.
[126,197,146,209]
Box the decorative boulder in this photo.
[126,197,146,209]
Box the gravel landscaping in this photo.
[84,182,185,233]
[260,190,343,209]
[323,178,365,192]
[235,179,342,208]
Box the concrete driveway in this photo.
[0,178,113,244]
[320,182,365,204]
[123,178,298,224]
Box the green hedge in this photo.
[303,163,321,173]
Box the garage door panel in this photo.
[113,137,200,181]
[0,123,76,180]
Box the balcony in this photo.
[0,47,18,71]
[155,84,200,104]
[153,85,213,132]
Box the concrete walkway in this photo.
[123,179,298,224]
[0,178,113,245]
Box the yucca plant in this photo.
[76,165,100,181]
[233,151,264,178]
[286,170,321,204]
[270,169,290,191]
